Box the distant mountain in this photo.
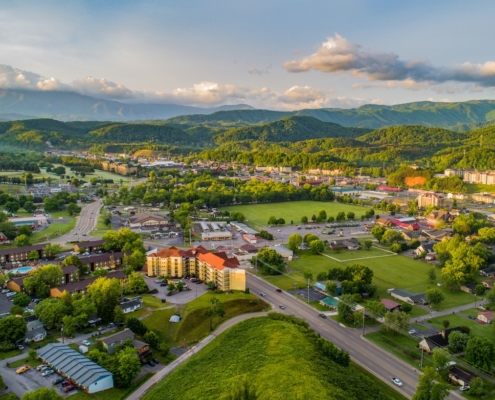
[164,100,495,130]
[0,89,253,121]
[214,116,371,143]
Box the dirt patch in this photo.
[404,176,427,187]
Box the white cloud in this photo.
[284,34,495,88]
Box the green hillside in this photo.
[215,116,370,143]
[143,316,404,400]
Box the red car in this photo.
[276,288,282,293]
[64,385,75,393]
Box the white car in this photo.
[41,369,54,376]
[391,378,403,387]
[260,292,266,297]
[459,385,470,392]
[82,340,91,346]
[408,329,416,335]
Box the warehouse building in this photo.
[37,343,114,393]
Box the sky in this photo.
[1,0,495,110]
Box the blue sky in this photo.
[1,0,495,109]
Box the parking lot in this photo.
[145,277,209,304]
[289,288,327,302]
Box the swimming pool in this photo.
[9,267,33,275]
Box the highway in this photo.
[247,274,462,400]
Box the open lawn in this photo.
[221,200,371,228]
[427,314,494,341]
[143,317,405,400]
[322,241,394,261]
[0,349,22,360]
[465,183,495,194]
[8,357,42,369]
[141,291,269,346]
[30,218,76,243]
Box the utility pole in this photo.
[362,307,365,335]
[420,346,424,370]
[307,278,310,304]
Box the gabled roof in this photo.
[0,243,45,256]
[478,310,495,320]
[381,299,401,310]
[62,265,79,274]
[53,271,126,293]
[100,329,134,346]
[127,213,167,224]
[25,327,46,339]
[76,239,105,248]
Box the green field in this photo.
[143,317,405,400]
[465,183,495,194]
[70,373,153,400]
[322,242,394,261]
[141,291,269,346]
[221,201,372,228]
[264,250,473,312]
[429,313,494,341]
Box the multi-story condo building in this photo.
[445,168,495,185]
[417,192,444,209]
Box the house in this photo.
[0,232,9,243]
[7,277,26,293]
[376,218,393,227]
[480,267,495,277]
[328,238,361,251]
[37,343,114,393]
[391,219,420,231]
[98,329,135,354]
[422,229,453,241]
[449,366,475,387]
[0,244,46,263]
[482,280,494,289]
[120,298,143,314]
[125,213,168,228]
[269,245,294,261]
[50,271,126,297]
[147,246,246,291]
[25,327,47,343]
[61,265,80,286]
[414,242,436,256]
[419,328,463,353]
[380,299,402,313]
[402,231,429,242]
[477,310,495,324]
[74,239,106,253]
[425,210,451,226]
[24,315,44,331]
[460,283,477,294]
[132,339,151,360]
[389,288,427,305]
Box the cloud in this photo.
[248,64,272,76]
[284,34,495,87]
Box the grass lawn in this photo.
[143,317,405,400]
[322,243,394,261]
[70,372,153,400]
[0,349,22,360]
[30,218,76,243]
[8,357,42,369]
[427,314,494,341]
[141,291,269,346]
[465,183,495,194]
[0,394,18,400]
[366,331,434,369]
[221,200,372,229]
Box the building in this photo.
[79,252,129,272]
[418,328,463,353]
[380,299,402,313]
[449,367,474,387]
[414,242,436,256]
[376,218,393,227]
[101,161,137,176]
[463,169,495,185]
[120,297,143,314]
[146,246,246,291]
[98,329,135,354]
[401,231,429,242]
[50,271,126,297]
[444,168,465,178]
[38,343,113,393]
[8,216,48,228]
[242,234,258,244]
[331,187,363,196]
[296,179,324,188]
[425,210,451,226]
[0,232,8,243]
[25,327,47,343]
[417,193,444,209]
[74,240,106,253]
[460,283,477,294]
[471,193,495,204]
[477,311,495,324]
[377,185,402,192]
[0,244,46,263]
[328,238,361,251]
[480,267,495,277]
[125,213,168,229]
[388,288,427,305]
[61,265,80,286]
[201,231,232,241]
[7,277,27,293]
[269,245,294,261]
[314,280,342,295]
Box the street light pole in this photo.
[307,278,310,304]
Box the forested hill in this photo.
[164,100,495,130]
[214,116,371,143]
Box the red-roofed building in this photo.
[147,246,245,291]
[477,311,495,324]
[391,220,421,231]
[378,185,402,192]
[380,299,402,313]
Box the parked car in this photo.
[161,299,167,303]
[391,378,403,387]
[64,385,76,392]
[52,377,65,385]
[459,385,470,392]
[107,323,116,328]
[36,365,47,371]
[82,340,91,346]
[408,330,416,335]
[61,381,72,387]
[16,365,31,374]
[160,283,167,287]
[148,360,155,366]
[152,358,159,364]
[17,344,24,350]
[42,370,54,376]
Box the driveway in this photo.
[0,293,13,314]
[145,278,209,304]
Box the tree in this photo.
[382,311,410,335]
[10,305,24,315]
[0,315,27,344]
[346,212,355,220]
[62,255,87,274]
[337,295,355,322]
[365,300,386,317]
[22,388,63,400]
[23,201,36,213]
[426,289,445,308]
[93,268,108,277]
[316,272,327,282]
[478,227,495,244]
[382,229,404,244]
[13,293,31,308]
[287,234,303,251]
[267,216,277,225]
[72,296,96,327]
[448,330,469,353]
[254,248,285,275]
[301,216,308,224]
[487,286,495,308]
[66,202,82,216]
[204,296,226,330]
[309,239,324,254]
[303,271,313,283]
[167,282,176,292]
[336,212,346,221]
[43,244,64,259]
[427,268,436,283]
[127,317,148,335]
[123,249,146,272]
[469,377,486,397]
[303,233,319,244]
[34,298,68,328]
[28,349,37,361]
[4,201,20,214]
[116,347,141,387]
[412,366,449,400]
[14,234,31,247]
[143,331,160,348]
[28,250,39,261]
[465,337,495,372]
[432,348,451,379]
[18,225,32,236]
[176,281,184,292]
[442,320,450,329]
[475,284,485,296]
[371,225,386,243]
[62,315,78,337]
[390,243,402,253]
[87,277,122,322]
[363,239,372,250]
[325,281,338,296]
[114,305,125,324]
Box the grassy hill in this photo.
[215,116,371,143]
[143,316,405,400]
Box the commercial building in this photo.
[125,213,168,228]
[101,161,137,176]
[37,343,114,393]
[201,231,232,241]
[147,246,246,291]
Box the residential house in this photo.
[449,367,475,387]
[0,244,46,263]
[414,242,436,257]
[147,246,246,291]
[402,231,429,242]
[50,271,126,297]
[328,238,361,251]
[124,213,168,229]
[422,229,453,241]
[269,245,294,261]
[380,299,402,313]
[460,283,477,295]
[419,328,463,353]
[132,339,151,360]
[425,210,452,227]
[98,329,135,354]
[477,311,495,324]
[482,280,494,290]
[7,277,26,293]
[120,298,143,314]
[0,232,9,243]
[479,267,495,277]
[25,327,47,343]
[24,315,44,331]
[74,240,106,253]
[314,280,342,295]
[389,288,427,305]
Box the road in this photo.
[246,274,463,400]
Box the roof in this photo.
[76,239,105,248]
[37,343,112,389]
[79,252,129,264]
[121,298,142,309]
[62,265,79,274]
[478,311,495,320]
[0,243,45,256]
[169,315,181,322]
[100,329,134,346]
[25,327,46,339]
[53,271,126,294]
[127,213,167,224]
[390,288,426,303]
[449,366,474,384]
[239,244,258,253]
[423,328,462,350]
[381,299,401,310]
[132,339,148,349]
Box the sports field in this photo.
[221,201,372,228]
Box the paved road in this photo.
[127,312,268,400]
[0,352,38,398]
